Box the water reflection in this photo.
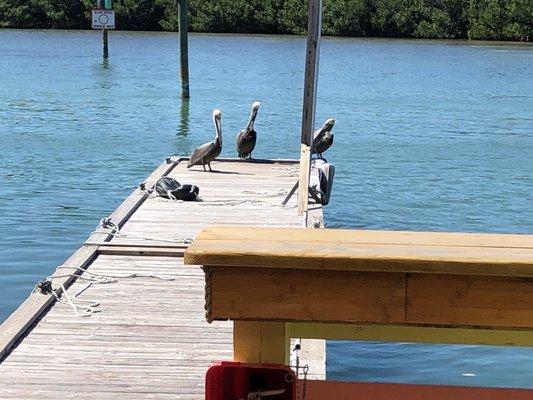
[91,59,112,73]
[177,99,190,136]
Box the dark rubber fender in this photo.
[155,177,200,201]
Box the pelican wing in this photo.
[188,140,216,168]
[236,129,257,158]
[312,129,323,147]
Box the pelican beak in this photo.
[325,118,336,131]
[247,102,260,130]
[213,109,222,144]
[315,118,336,137]
[324,118,336,138]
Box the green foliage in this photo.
[112,0,166,30]
[467,0,532,40]
[322,0,371,36]
[0,0,49,28]
[278,0,307,34]
[0,0,530,41]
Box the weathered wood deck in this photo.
[0,158,325,399]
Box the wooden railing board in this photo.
[185,227,533,278]
[208,267,405,324]
[289,322,533,347]
[192,226,532,248]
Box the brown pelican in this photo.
[187,109,222,172]
[236,101,260,159]
[312,118,336,158]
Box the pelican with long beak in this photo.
[236,101,260,159]
[187,109,223,172]
[312,118,336,158]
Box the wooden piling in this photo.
[177,0,190,98]
[102,29,109,59]
[298,0,322,215]
[97,0,109,59]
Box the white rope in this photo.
[91,219,193,245]
[196,199,289,208]
[272,167,299,177]
[50,282,100,317]
[242,189,288,198]
[167,190,177,201]
[40,264,176,317]
[53,265,175,283]
[196,199,264,207]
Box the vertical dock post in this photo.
[298,0,322,215]
[177,0,190,98]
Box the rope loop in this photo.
[35,264,176,317]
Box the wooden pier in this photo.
[1,155,532,399]
[0,157,325,399]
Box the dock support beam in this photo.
[177,0,190,98]
[233,321,291,365]
[298,0,322,215]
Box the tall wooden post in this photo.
[177,0,190,98]
[102,29,109,59]
[97,0,109,59]
[297,0,322,215]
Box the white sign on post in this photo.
[92,10,115,29]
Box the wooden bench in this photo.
[184,226,533,364]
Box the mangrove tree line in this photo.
[0,0,531,41]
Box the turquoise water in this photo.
[1,30,532,387]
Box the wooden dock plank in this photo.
[0,259,227,397]
[0,159,325,399]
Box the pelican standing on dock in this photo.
[236,101,260,159]
[187,109,223,172]
[312,118,336,158]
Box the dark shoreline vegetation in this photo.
[0,0,531,41]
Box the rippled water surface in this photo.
[0,30,532,387]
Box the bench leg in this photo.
[233,321,291,364]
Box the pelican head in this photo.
[246,101,260,131]
[316,118,336,139]
[213,109,222,145]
